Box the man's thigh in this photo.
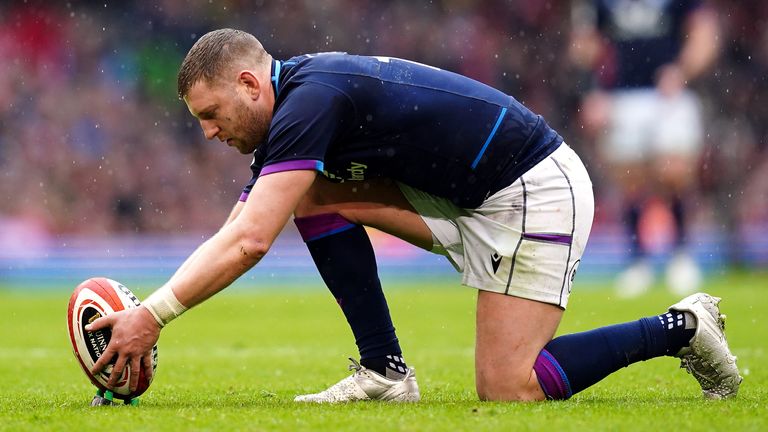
[295,177,434,251]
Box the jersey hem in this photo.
[259,159,325,177]
[462,274,568,309]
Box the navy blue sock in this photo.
[295,214,404,378]
[538,311,694,398]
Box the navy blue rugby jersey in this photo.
[593,0,702,89]
[241,53,563,208]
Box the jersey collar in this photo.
[271,59,282,96]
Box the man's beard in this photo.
[236,101,272,154]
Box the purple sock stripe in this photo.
[260,159,324,176]
[522,232,573,245]
[294,214,356,242]
[238,191,249,202]
[307,224,356,241]
[541,350,572,396]
[533,349,573,400]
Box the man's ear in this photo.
[238,70,260,100]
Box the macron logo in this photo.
[491,252,502,273]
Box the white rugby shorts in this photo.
[600,89,704,163]
[399,143,594,308]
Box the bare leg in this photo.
[475,291,562,401]
[298,177,567,401]
[295,177,433,250]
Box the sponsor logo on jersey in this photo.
[323,162,368,182]
[347,162,367,181]
[322,170,343,182]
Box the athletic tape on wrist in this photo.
[143,287,188,328]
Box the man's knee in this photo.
[475,367,545,402]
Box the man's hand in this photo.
[86,306,160,392]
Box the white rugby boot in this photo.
[294,358,420,403]
[669,293,743,399]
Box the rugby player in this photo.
[87,29,741,402]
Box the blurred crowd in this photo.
[0,0,766,248]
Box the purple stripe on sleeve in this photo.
[260,159,324,176]
[239,192,249,202]
[294,213,356,242]
[522,232,573,245]
[533,349,573,400]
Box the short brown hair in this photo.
[177,28,269,98]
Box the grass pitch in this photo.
[1,271,766,431]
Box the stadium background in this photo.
[1,0,767,288]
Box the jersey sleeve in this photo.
[262,83,354,174]
[239,147,267,201]
[239,83,354,202]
